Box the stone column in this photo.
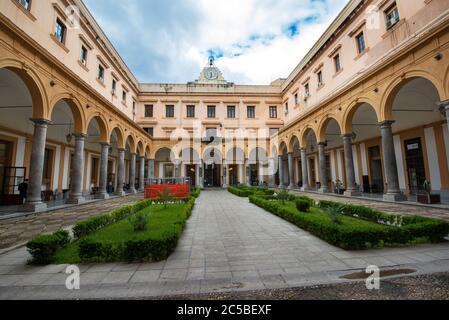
[22,119,51,212]
[288,152,295,189]
[138,156,145,192]
[317,143,329,193]
[129,153,137,194]
[97,143,110,199]
[239,163,243,185]
[67,134,86,204]
[116,149,126,196]
[147,159,154,184]
[174,161,179,178]
[380,121,407,201]
[268,157,276,187]
[300,148,309,191]
[342,134,360,196]
[223,164,228,188]
[278,156,284,188]
[439,100,449,170]
[199,160,204,189]
[246,160,251,186]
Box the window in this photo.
[269,106,277,119]
[285,102,289,114]
[122,91,127,103]
[166,105,174,118]
[227,106,236,118]
[112,79,117,95]
[385,2,400,29]
[54,18,66,44]
[269,128,279,137]
[356,32,366,54]
[305,83,310,97]
[98,64,105,82]
[132,101,136,116]
[145,104,153,117]
[247,106,255,119]
[144,127,154,136]
[207,105,216,118]
[18,0,31,10]
[80,46,88,66]
[317,70,323,87]
[186,105,195,118]
[334,54,341,73]
[294,93,299,106]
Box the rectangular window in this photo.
[227,106,236,118]
[247,106,255,119]
[269,106,277,119]
[18,0,31,10]
[385,2,400,29]
[334,54,341,72]
[54,18,66,44]
[294,93,299,105]
[285,102,289,114]
[98,64,105,82]
[80,46,88,66]
[269,128,279,137]
[132,101,136,116]
[186,105,195,118]
[207,105,216,118]
[122,91,127,103]
[305,83,310,97]
[145,104,153,117]
[356,32,366,54]
[166,105,175,118]
[317,70,323,87]
[112,79,116,95]
[144,127,154,136]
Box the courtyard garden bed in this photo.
[26,188,200,264]
[227,185,275,197]
[248,193,449,250]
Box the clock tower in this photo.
[194,56,229,85]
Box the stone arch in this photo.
[136,140,145,157]
[155,147,175,163]
[49,93,86,134]
[300,126,318,148]
[249,147,268,164]
[278,141,288,156]
[381,72,444,121]
[0,60,48,119]
[317,115,342,143]
[226,147,245,164]
[180,147,201,164]
[109,125,125,149]
[342,97,379,134]
[202,147,222,165]
[86,113,109,143]
[124,133,137,154]
[145,145,151,159]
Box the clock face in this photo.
[205,67,218,80]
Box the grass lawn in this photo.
[53,204,186,264]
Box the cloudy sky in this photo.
[84,0,348,85]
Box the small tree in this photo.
[157,187,174,208]
[323,205,344,225]
[128,212,149,232]
[276,189,290,205]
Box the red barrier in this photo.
[144,184,190,199]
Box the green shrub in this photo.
[276,189,290,204]
[129,212,149,232]
[27,230,70,264]
[295,199,311,212]
[249,195,449,250]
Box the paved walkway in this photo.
[0,194,143,251]
[0,190,448,299]
[290,190,449,222]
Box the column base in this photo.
[288,184,295,190]
[318,187,330,194]
[278,185,286,189]
[129,189,137,194]
[300,186,311,192]
[383,193,407,202]
[66,197,86,205]
[96,193,110,200]
[115,191,126,197]
[21,202,47,213]
[344,190,362,197]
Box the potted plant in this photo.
[334,180,344,195]
[417,180,441,204]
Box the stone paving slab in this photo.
[0,190,448,299]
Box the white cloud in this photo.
[85,0,348,84]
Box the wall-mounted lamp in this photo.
[435,52,443,61]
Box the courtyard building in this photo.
[0,0,449,213]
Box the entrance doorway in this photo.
[0,140,13,197]
[309,158,316,188]
[368,146,384,193]
[186,164,196,187]
[228,165,238,185]
[404,138,426,195]
[249,164,258,185]
[204,164,221,187]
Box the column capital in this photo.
[438,99,449,110]
[378,120,395,128]
[117,148,126,153]
[73,133,88,139]
[342,133,355,140]
[100,142,111,147]
[317,142,326,147]
[300,147,307,152]
[30,118,52,126]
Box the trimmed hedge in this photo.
[296,199,311,212]
[227,186,275,197]
[78,197,197,262]
[26,230,70,264]
[249,195,449,250]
